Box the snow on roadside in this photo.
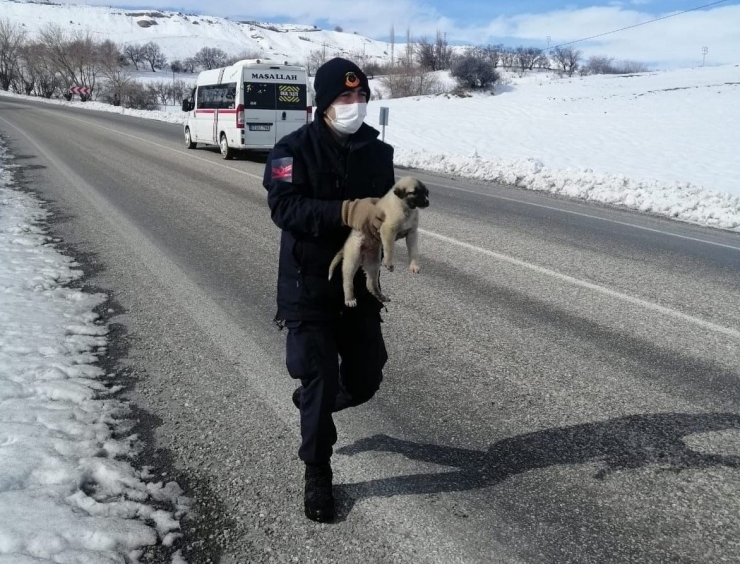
[0,89,184,125]
[0,135,188,562]
[395,150,740,231]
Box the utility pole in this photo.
[701,46,708,67]
[547,36,551,50]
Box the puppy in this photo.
[328,176,430,307]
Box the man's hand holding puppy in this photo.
[341,198,385,239]
[330,176,429,307]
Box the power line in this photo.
[547,0,731,51]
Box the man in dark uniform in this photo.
[263,57,395,522]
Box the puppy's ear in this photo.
[393,185,406,199]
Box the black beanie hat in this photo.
[314,57,371,115]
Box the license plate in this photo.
[249,124,271,131]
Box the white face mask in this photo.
[328,102,367,135]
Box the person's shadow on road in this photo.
[334,412,740,519]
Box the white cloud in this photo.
[506,5,740,68]
[445,4,740,68]
[78,0,740,68]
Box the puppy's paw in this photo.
[409,263,421,274]
[377,293,390,303]
[345,299,358,307]
[383,261,395,272]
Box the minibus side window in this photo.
[196,83,237,110]
[198,85,216,109]
[223,83,237,109]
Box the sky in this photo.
[82,0,740,67]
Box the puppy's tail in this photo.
[328,249,343,280]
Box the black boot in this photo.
[304,463,334,522]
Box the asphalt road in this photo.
[2,96,740,564]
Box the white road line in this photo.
[410,177,740,252]
[421,228,740,340]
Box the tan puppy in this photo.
[328,176,430,307]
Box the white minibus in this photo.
[182,59,311,159]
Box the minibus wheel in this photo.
[185,127,196,149]
[220,133,234,160]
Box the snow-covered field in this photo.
[0,137,188,562]
[3,63,738,231]
[385,64,740,231]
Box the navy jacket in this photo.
[263,118,396,321]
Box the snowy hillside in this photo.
[0,0,395,65]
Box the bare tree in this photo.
[19,41,59,98]
[583,55,614,75]
[364,59,382,77]
[98,39,123,73]
[378,62,443,98]
[15,44,35,95]
[416,37,437,71]
[416,30,453,71]
[124,43,144,70]
[39,25,101,100]
[97,39,128,105]
[171,78,187,103]
[100,65,132,106]
[225,50,263,66]
[68,32,106,99]
[33,26,124,101]
[451,54,500,90]
[552,46,582,77]
[119,81,159,110]
[353,46,371,65]
[193,47,228,70]
[516,46,544,71]
[405,26,413,68]
[141,41,167,72]
[435,30,453,70]
[480,44,502,69]
[0,18,27,91]
[183,57,197,73]
[616,60,649,73]
[306,48,327,76]
[151,79,171,104]
[500,46,517,69]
